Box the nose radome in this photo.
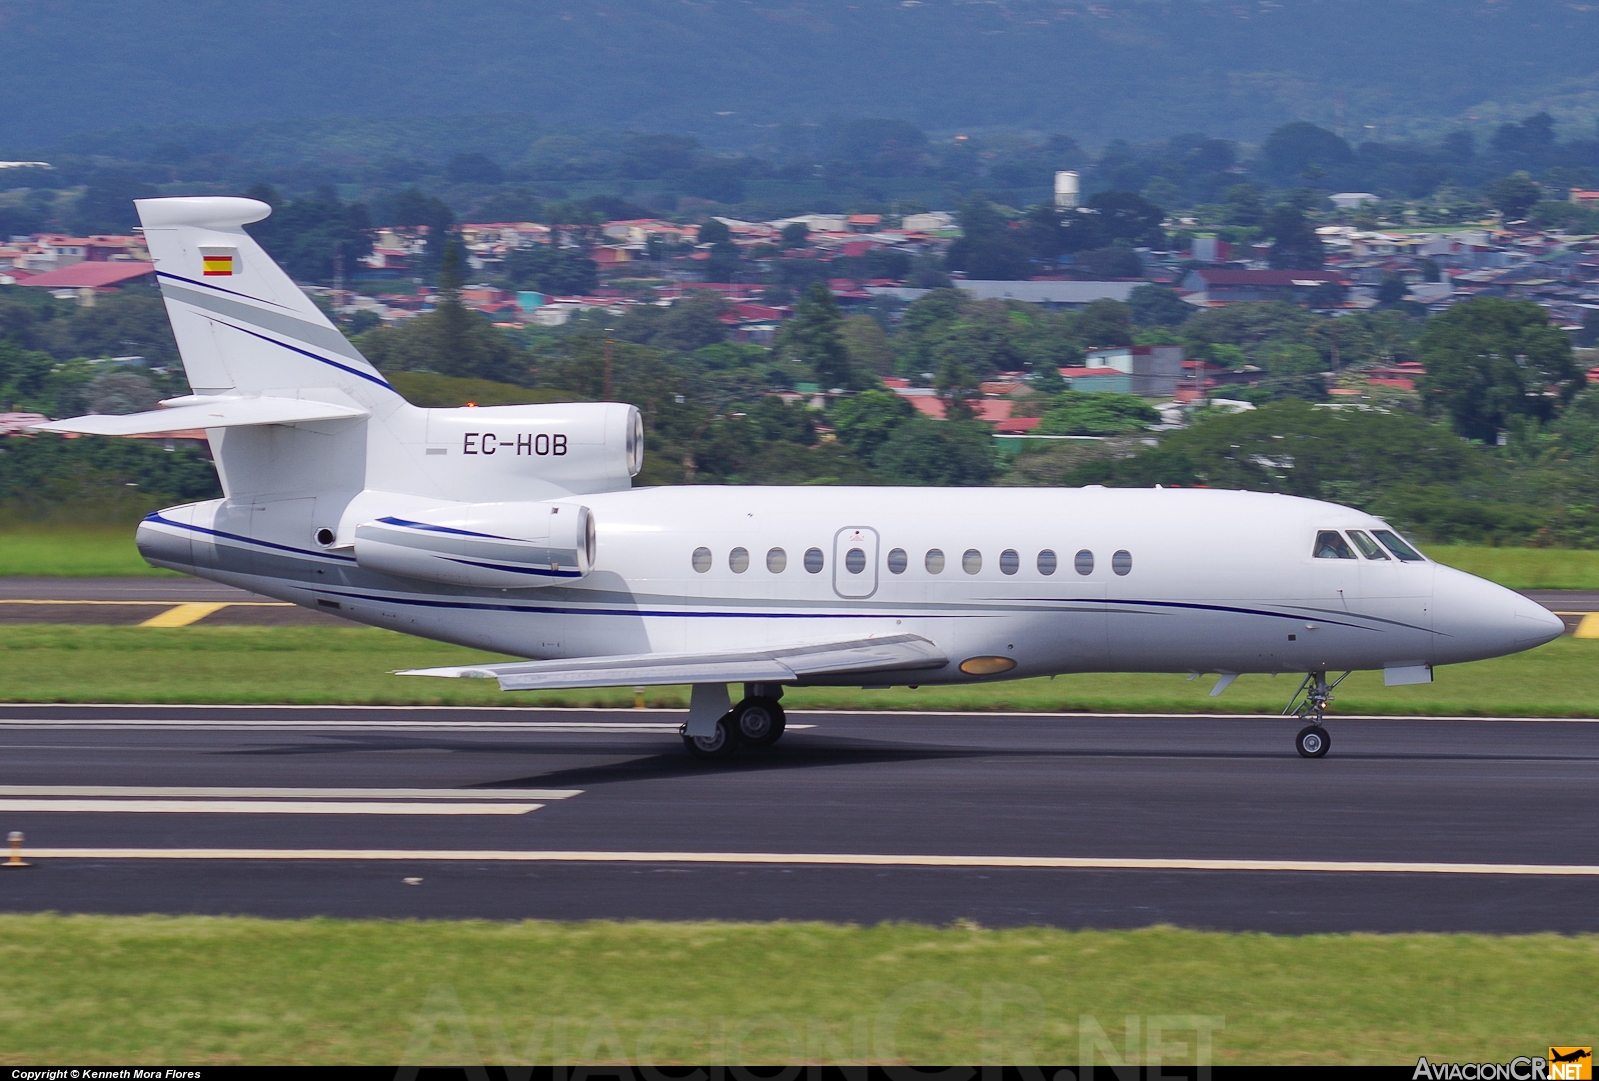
[1430,565,1562,663]
[1511,590,1566,645]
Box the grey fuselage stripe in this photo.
[160,281,369,363]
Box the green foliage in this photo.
[944,197,1031,280]
[0,433,220,523]
[241,185,373,285]
[1417,297,1581,441]
[501,245,598,296]
[1128,284,1191,328]
[1076,298,1134,349]
[1264,203,1325,270]
[70,175,158,233]
[839,315,895,377]
[828,388,916,463]
[1037,391,1158,436]
[617,293,729,353]
[872,416,996,485]
[1071,245,1142,279]
[355,307,528,384]
[383,371,579,408]
[778,282,855,390]
[1262,122,1352,183]
[1490,172,1543,220]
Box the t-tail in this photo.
[31,196,642,592]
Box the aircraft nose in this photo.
[1431,565,1565,663]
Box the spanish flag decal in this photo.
[200,248,237,276]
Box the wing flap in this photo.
[399,633,948,691]
[29,395,368,436]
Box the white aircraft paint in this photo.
[32,197,1565,756]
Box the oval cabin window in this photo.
[1112,550,1132,576]
[729,547,750,573]
[962,549,982,575]
[845,547,866,574]
[925,549,945,574]
[1037,549,1057,576]
[766,547,787,573]
[691,547,712,573]
[999,549,1019,575]
[887,548,908,574]
[803,547,824,573]
[1075,549,1094,575]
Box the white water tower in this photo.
[1054,170,1079,209]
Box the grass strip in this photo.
[4,528,1599,589]
[0,624,1593,715]
[0,915,1590,1065]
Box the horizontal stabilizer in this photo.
[29,395,369,436]
[399,633,948,691]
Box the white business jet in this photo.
[34,197,1565,758]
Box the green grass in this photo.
[6,528,1599,588]
[0,915,1590,1065]
[1427,545,1599,590]
[0,624,1593,715]
[0,526,177,577]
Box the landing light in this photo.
[959,656,1017,676]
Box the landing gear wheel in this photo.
[1295,724,1330,758]
[732,697,786,748]
[682,714,737,758]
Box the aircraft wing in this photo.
[398,633,948,690]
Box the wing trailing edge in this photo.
[398,633,948,690]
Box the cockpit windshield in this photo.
[1313,530,1357,559]
[1347,530,1389,560]
[1372,528,1426,562]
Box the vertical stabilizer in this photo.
[135,197,397,408]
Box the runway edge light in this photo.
[4,831,32,869]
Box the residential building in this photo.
[1082,345,1184,397]
[1179,268,1351,306]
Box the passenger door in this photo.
[832,526,879,599]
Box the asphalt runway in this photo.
[3,579,1595,632]
[1,705,1597,933]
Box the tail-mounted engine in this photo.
[354,501,595,589]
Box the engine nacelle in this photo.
[353,501,595,589]
[418,402,643,503]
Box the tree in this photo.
[652,293,729,352]
[1375,273,1410,307]
[1490,172,1542,220]
[1037,391,1158,436]
[1262,122,1352,183]
[84,370,160,415]
[244,184,374,284]
[1264,204,1324,270]
[1222,184,1264,227]
[872,416,996,485]
[779,282,855,390]
[1071,246,1142,279]
[1580,309,1599,348]
[71,176,158,234]
[502,245,599,295]
[934,354,980,421]
[829,387,915,462]
[1128,284,1191,327]
[780,222,810,248]
[1417,297,1582,441]
[840,315,896,376]
[945,196,1031,280]
[1074,298,1134,348]
[446,153,504,185]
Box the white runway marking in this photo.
[0,719,815,733]
[0,786,580,800]
[16,849,1599,875]
[0,800,544,815]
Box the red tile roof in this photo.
[16,262,156,288]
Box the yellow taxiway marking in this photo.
[0,600,289,606]
[0,800,543,815]
[138,602,231,627]
[1572,613,1599,639]
[17,850,1599,875]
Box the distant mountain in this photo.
[3,0,1599,151]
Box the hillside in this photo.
[2,0,1599,151]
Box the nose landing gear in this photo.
[1284,670,1348,758]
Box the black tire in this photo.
[682,713,737,758]
[1296,724,1330,758]
[733,697,786,748]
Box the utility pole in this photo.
[603,326,614,400]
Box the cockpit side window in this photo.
[1372,529,1426,562]
[1314,530,1357,559]
[1347,530,1389,560]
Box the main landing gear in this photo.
[1283,670,1349,758]
[681,685,787,758]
